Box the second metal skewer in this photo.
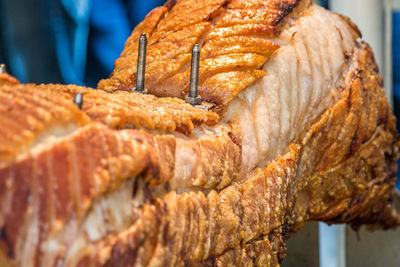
[135,33,147,93]
[185,44,202,106]
[0,64,6,74]
[74,92,83,110]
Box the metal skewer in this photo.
[0,64,6,74]
[185,44,202,106]
[135,33,147,93]
[74,92,83,110]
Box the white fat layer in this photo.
[40,179,136,266]
[11,123,79,166]
[171,127,220,190]
[82,180,134,241]
[224,6,357,173]
[172,140,199,189]
[30,123,79,153]
[0,123,79,169]
[16,197,39,267]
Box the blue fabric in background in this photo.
[86,0,130,86]
[0,0,165,87]
[0,0,63,84]
[393,11,400,192]
[86,0,164,87]
[51,0,92,85]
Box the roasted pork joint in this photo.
[0,0,399,266]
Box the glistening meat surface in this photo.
[0,0,399,266]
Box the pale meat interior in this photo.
[224,6,357,174]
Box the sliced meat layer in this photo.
[224,6,361,174]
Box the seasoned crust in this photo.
[0,73,20,87]
[97,0,312,106]
[0,2,398,266]
[0,124,176,258]
[85,43,399,266]
[35,84,220,135]
[293,43,400,229]
[0,42,393,267]
[0,84,89,163]
[0,83,219,162]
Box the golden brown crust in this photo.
[0,42,399,267]
[0,83,219,162]
[88,145,298,266]
[35,83,220,135]
[0,3,399,267]
[0,73,20,87]
[208,231,286,266]
[0,84,89,163]
[119,6,169,58]
[292,43,400,230]
[97,0,311,105]
[0,46,398,266]
[62,43,398,266]
[0,124,176,259]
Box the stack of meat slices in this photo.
[0,0,399,266]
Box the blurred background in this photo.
[0,0,165,87]
[0,0,399,266]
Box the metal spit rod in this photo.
[135,33,147,93]
[0,64,6,74]
[185,44,202,106]
[74,92,83,110]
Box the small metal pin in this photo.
[74,92,83,110]
[135,33,147,93]
[0,64,6,74]
[185,44,202,106]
